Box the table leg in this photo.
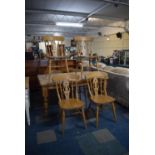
[42,86,48,113]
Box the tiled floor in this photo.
[25,89,129,155]
[92,129,116,143]
[37,130,57,144]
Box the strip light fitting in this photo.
[56,22,83,28]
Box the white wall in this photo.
[39,42,46,53]
[90,20,129,57]
[25,42,33,52]
[92,32,129,57]
[97,21,128,36]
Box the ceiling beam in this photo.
[102,0,129,6]
[25,22,101,29]
[25,9,126,21]
[25,22,125,29]
[79,3,110,22]
[25,30,87,35]
[81,0,128,6]
[26,9,87,17]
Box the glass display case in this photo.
[118,50,129,66]
[112,50,129,67]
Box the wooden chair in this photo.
[52,74,87,135]
[86,71,117,128]
[48,58,69,74]
[66,59,83,74]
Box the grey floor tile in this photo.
[92,128,116,143]
[35,115,51,124]
[105,140,127,155]
[37,129,56,144]
[76,133,107,155]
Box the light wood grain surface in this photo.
[37,71,91,87]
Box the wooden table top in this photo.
[37,71,90,88]
[25,77,29,89]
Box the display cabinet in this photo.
[112,49,129,67]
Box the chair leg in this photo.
[112,102,117,122]
[81,108,87,129]
[96,106,99,128]
[62,110,65,136]
[87,100,92,110]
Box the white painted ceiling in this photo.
[25,0,129,38]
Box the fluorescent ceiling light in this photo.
[56,22,83,28]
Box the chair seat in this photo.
[59,99,84,110]
[91,95,115,105]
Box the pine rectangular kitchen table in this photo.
[37,71,89,113]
